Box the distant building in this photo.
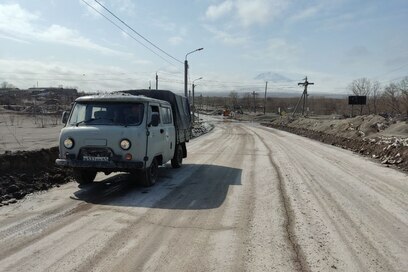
[28,87,77,97]
[0,87,78,107]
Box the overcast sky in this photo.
[0,0,407,95]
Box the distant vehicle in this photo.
[56,90,191,186]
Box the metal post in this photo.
[192,83,195,123]
[252,91,257,113]
[192,83,195,107]
[264,81,268,115]
[184,60,188,97]
[156,73,158,90]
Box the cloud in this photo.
[205,1,233,20]
[113,0,137,14]
[0,58,152,91]
[0,33,30,44]
[79,0,136,17]
[288,6,320,23]
[0,3,37,33]
[204,0,289,27]
[346,46,370,58]
[79,0,103,16]
[38,24,125,55]
[168,36,183,46]
[264,38,298,64]
[0,3,127,56]
[243,38,298,64]
[203,25,248,45]
[236,0,288,26]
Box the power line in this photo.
[0,70,166,76]
[93,0,183,65]
[81,0,179,67]
[374,62,408,79]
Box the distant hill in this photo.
[254,72,293,82]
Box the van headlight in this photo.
[120,139,131,150]
[63,138,74,149]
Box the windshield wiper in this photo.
[75,118,127,127]
[75,118,96,127]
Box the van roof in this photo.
[75,94,170,105]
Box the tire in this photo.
[140,158,158,187]
[171,145,183,168]
[73,169,96,185]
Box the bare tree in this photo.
[348,78,380,114]
[383,83,401,115]
[371,80,381,114]
[397,76,408,116]
[0,81,16,89]
[349,78,372,96]
[229,91,239,108]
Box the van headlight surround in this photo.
[63,138,74,149]
[120,139,131,150]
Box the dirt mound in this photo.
[262,116,408,173]
[0,148,72,206]
[271,115,395,139]
[192,122,214,138]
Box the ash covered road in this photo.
[0,121,407,272]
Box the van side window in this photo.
[161,107,172,124]
[150,105,160,124]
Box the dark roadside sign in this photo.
[348,96,366,105]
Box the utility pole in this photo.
[252,91,258,113]
[293,76,314,116]
[155,73,158,90]
[264,81,268,115]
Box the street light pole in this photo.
[184,48,203,98]
[192,77,203,108]
[191,77,203,123]
[155,72,158,90]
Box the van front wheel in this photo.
[73,169,96,185]
[140,158,158,187]
[171,145,183,168]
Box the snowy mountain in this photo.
[254,72,293,82]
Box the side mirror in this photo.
[61,111,69,124]
[149,113,160,127]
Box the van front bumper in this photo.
[55,158,144,170]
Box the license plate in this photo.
[82,156,109,162]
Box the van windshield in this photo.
[68,102,144,126]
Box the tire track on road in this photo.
[247,126,308,272]
[256,124,408,271]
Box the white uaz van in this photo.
[56,90,191,187]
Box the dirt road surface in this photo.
[0,120,407,272]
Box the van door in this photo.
[160,105,175,162]
[147,104,164,165]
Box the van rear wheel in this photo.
[171,145,183,168]
[140,158,158,187]
[73,169,96,185]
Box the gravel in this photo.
[262,116,408,173]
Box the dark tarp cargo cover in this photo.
[120,89,192,143]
